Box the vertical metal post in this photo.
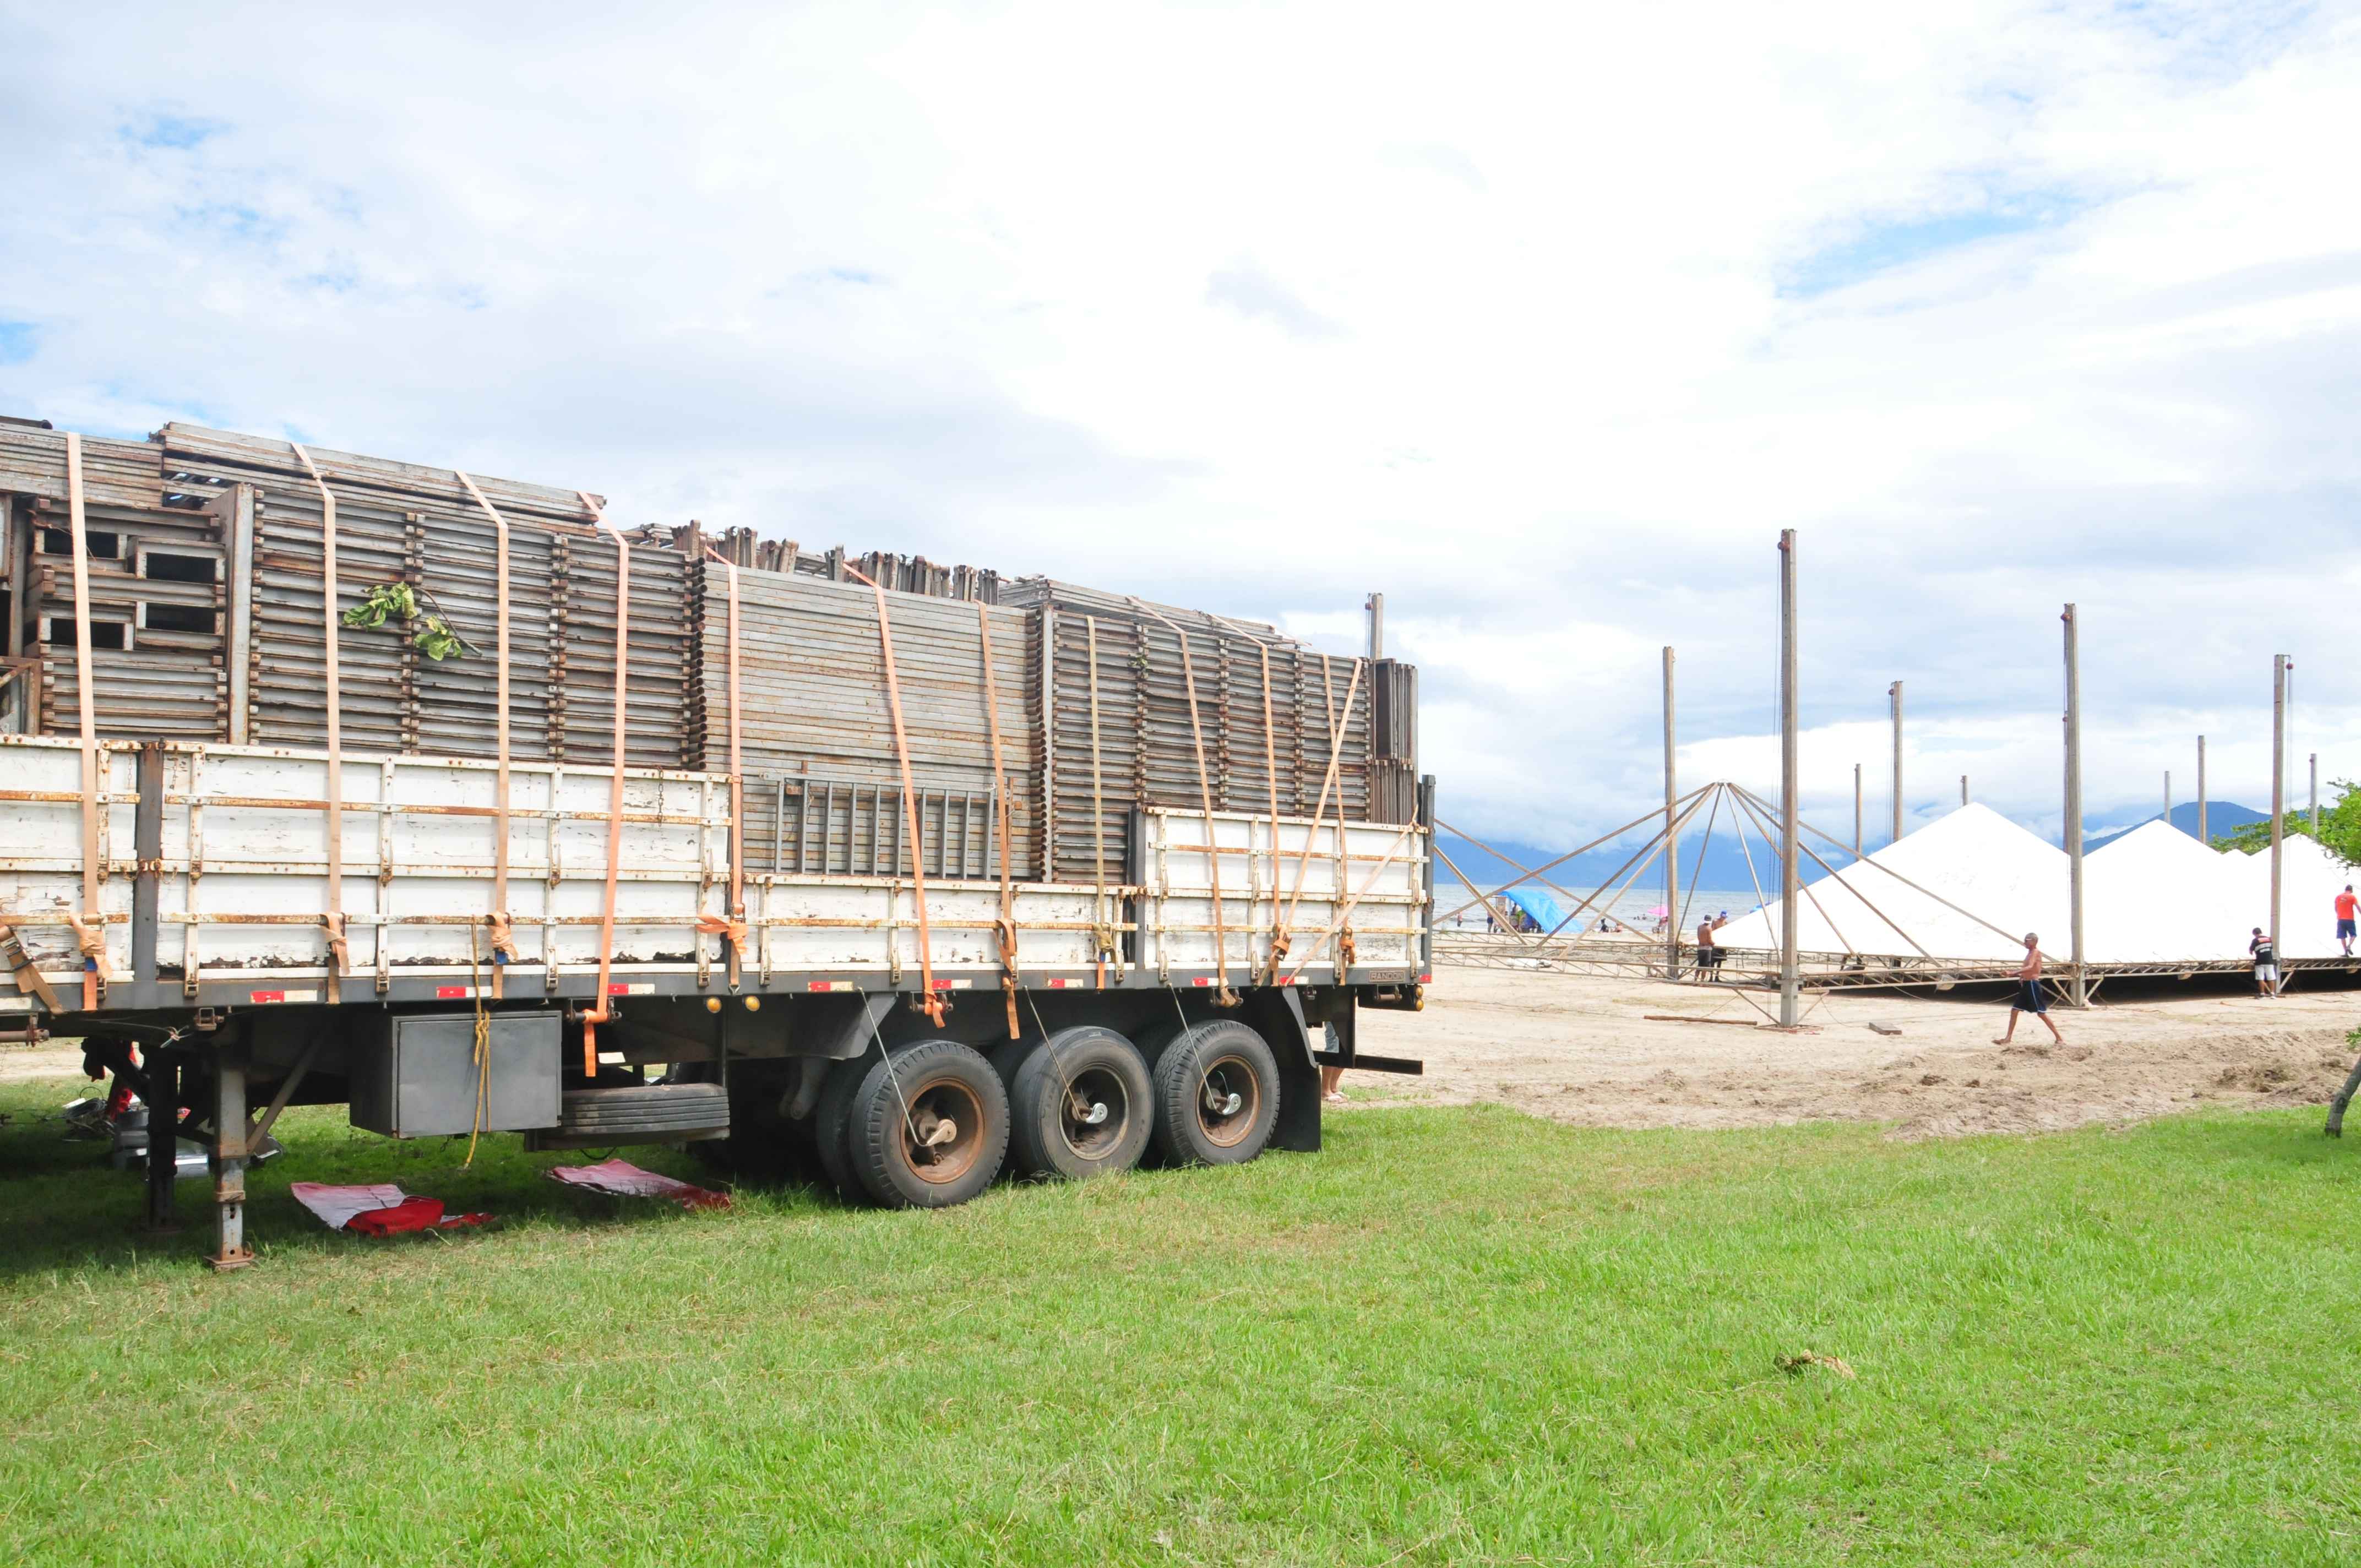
[1662,646,1678,980]
[2197,734,2208,845]
[1853,763,1862,858]
[144,1049,179,1232]
[2272,656,2287,993]
[1778,531,1800,1027]
[2062,606,2086,1007]
[1889,680,1904,845]
[205,1046,254,1270]
[1961,775,1968,807]
[1366,592,1384,661]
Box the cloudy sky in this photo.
[4,1,2357,852]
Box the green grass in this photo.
[3,1076,2359,1566]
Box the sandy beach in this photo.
[1359,963,2361,1137]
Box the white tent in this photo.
[1712,803,2352,966]
[1713,804,2067,961]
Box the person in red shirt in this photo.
[2338,886,2358,957]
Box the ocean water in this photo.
[1433,882,1764,936]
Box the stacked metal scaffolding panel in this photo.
[692,561,1041,880]
[1005,578,1381,888]
[156,423,695,767]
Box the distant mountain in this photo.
[1437,799,2278,918]
[2083,801,2269,854]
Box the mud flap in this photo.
[1244,987,1322,1153]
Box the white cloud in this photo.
[2,0,2357,848]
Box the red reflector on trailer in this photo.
[249,989,284,1004]
[1191,977,1214,987]
[605,982,653,997]
[435,986,474,999]
[1045,977,1082,988]
[929,978,973,990]
[1419,973,1432,984]
[808,980,848,992]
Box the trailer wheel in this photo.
[1008,1026,1152,1180]
[850,1040,1009,1208]
[813,1052,873,1202]
[1149,1020,1280,1168]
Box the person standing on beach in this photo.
[2337,885,2357,957]
[1993,933,2063,1046]
[2250,927,2278,997]
[1694,912,1717,981]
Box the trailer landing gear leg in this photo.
[144,1049,179,1234]
[204,1048,254,1271]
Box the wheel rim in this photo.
[1193,1053,1261,1148]
[899,1077,986,1185]
[1056,1063,1130,1162]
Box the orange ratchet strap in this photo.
[973,602,1019,1038]
[576,491,629,1076]
[844,565,945,1027]
[700,549,748,990]
[289,443,347,993]
[63,434,101,1008]
[455,471,514,1001]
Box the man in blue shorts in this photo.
[1993,932,2064,1045]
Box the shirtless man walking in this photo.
[1993,932,2064,1046]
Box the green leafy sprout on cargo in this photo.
[341,582,479,662]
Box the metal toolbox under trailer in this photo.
[347,1012,562,1139]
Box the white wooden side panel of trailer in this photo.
[0,738,138,989]
[1140,808,1427,979]
[159,745,730,978]
[747,878,1101,977]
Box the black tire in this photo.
[1008,1026,1152,1180]
[812,1052,873,1202]
[850,1039,1009,1209]
[1149,1020,1280,1168]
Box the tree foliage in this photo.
[2211,777,2361,867]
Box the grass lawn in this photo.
[2,1074,2359,1566]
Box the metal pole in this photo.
[1961,775,1968,807]
[1853,763,1862,859]
[2062,605,2086,1007]
[1778,531,1800,1027]
[2182,737,2200,845]
[1663,646,1679,981]
[1889,680,1904,845]
[1366,592,1384,661]
[2272,656,2287,993]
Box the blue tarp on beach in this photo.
[1497,886,1564,933]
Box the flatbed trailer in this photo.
[0,418,1433,1265]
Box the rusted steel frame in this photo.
[0,788,139,805]
[247,1031,329,1147]
[1723,787,1867,957]
[1531,788,1716,945]
[1430,842,1525,935]
[1728,783,2061,965]
[1724,786,1927,960]
[1428,790,1711,927]
[842,564,946,1024]
[1129,601,1241,1002]
[153,794,703,825]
